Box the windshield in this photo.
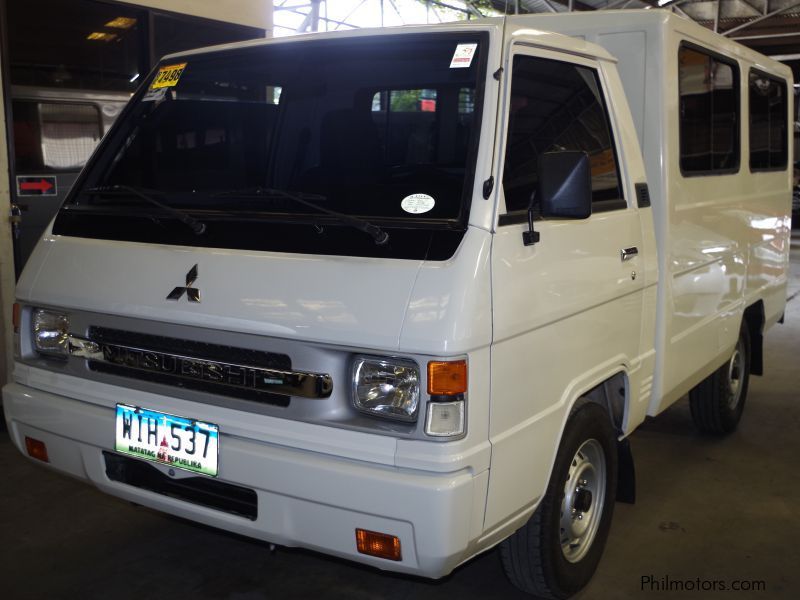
[56,32,487,259]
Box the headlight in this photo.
[352,356,420,422]
[32,309,70,358]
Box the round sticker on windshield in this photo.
[401,193,435,214]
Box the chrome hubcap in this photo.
[727,340,744,410]
[560,439,606,563]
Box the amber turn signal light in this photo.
[25,437,49,463]
[355,529,402,561]
[427,360,467,395]
[12,302,20,333]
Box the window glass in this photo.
[74,34,485,224]
[6,2,265,92]
[502,55,624,213]
[369,86,476,167]
[679,46,740,174]
[7,0,141,91]
[749,71,788,171]
[12,100,102,172]
[459,88,475,114]
[40,103,103,170]
[371,89,439,165]
[371,89,438,113]
[153,13,264,59]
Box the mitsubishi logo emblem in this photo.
[166,264,200,302]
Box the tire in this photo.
[689,324,750,434]
[500,403,618,599]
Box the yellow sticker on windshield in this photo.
[151,63,187,89]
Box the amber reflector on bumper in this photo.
[356,529,402,561]
[25,437,49,462]
[427,360,467,395]
[12,302,20,333]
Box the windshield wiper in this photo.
[85,185,206,235]
[213,187,389,246]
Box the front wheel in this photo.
[500,403,618,599]
[689,324,751,434]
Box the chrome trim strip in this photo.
[67,335,333,399]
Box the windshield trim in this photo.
[62,202,467,230]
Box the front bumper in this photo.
[3,375,490,578]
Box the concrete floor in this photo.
[2,240,799,600]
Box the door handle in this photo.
[620,246,638,262]
[9,203,22,224]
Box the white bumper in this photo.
[3,374,491,578]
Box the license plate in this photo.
[114,404,219,477]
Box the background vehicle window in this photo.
[679,46,740,174]
[12,100,102,172]
[7,0,140,91]
[749,71,787,171]
[6,0,265,93]
[153,12,264,59]
[502,55,624,214]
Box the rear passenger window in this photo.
[502,55,624,214]
[749,71,788,171]
[370,87,474,166]
[372,89,438,113]
[678,45,740,174]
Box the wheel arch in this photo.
[563,369,635,504]
[567,370,628,434]
[482,363,636,539]
[743,300,764,376]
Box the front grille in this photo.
[89,327,291,369]
[104,452,258,520]
[86,326,292,406]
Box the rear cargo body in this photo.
[522,11,793,415]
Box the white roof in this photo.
[162,15,616,64]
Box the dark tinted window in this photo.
[153,13,263,59]
[5,1,265,93]
[7,0,141,91]
[370,87,475,166]
[502,55,624,214]
[679,46,740,174]
[749,71,788,171]
[72,34,485,224]
[56,35,486,260]
[12,100,103,172]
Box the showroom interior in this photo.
[0,1,799,599]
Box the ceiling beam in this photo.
[530,0,597,12]
[767,52,800,60]
[733,30,800,41]
[722,0,800,36]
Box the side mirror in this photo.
[522,151,592,246]
[539,151,592,219]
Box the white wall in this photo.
[121,0,273,32]
[0,42,14,396]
